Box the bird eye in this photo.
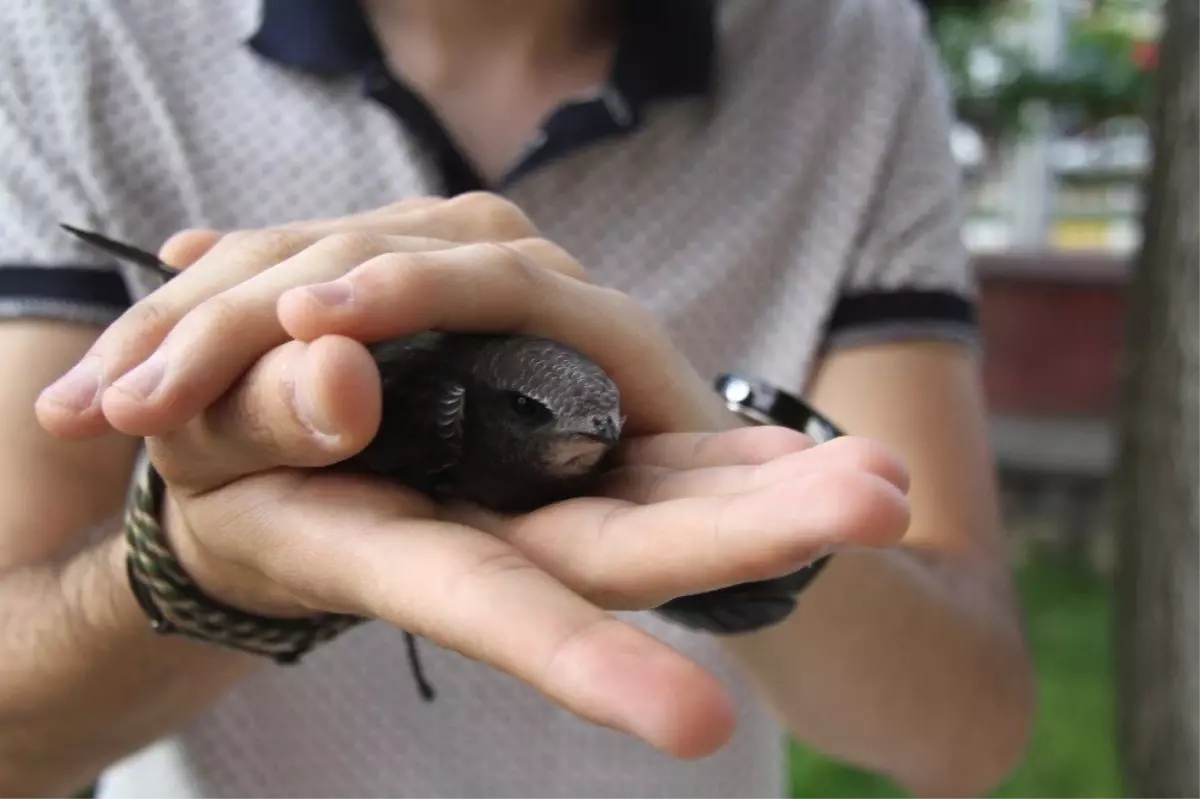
[509,393,553,424]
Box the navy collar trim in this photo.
[246,0,716,103]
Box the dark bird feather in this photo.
[62,223,822,699]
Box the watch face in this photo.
[714,373,843,440]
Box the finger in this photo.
[597,448,902,506]
[485,469,911,610]
[279,196,445,232]
[36,228,327,439]
[148,335,382,492]
[97,233,456,437]
[614,429,902,491]
[293,191,539,242]
[37,226,456,439]
[276,240,711,434]
[155,197,447,269]
[158,228,224,269]
[186,476,737,759]
[284,193,538,243]
[614,426,816,470]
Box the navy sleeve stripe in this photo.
[826,289,976,333]
[0,265,132,309]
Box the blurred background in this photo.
[790,0,1196,796]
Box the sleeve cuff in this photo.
[823,289,978,350]
[0,264,131,326]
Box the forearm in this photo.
[0,531,258,797]
[723,544,1034,797]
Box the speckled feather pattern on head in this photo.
[475,336,622,424]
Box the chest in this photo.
[104,27,893,396]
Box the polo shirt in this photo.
[0,1,980,796]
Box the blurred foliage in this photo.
[932,0,1160,139]
[789,542,1121,798]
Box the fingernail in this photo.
[305,280,353,308]
[292,354,337,436]
[111,353,167,399]
[41,357,104,411]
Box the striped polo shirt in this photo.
[0,1,978,796]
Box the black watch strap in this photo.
[714,372,844,442]
[651,374,842,636]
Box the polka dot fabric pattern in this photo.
[0,1,978,796]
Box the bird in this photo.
[59,224,625,515]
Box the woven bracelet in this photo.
[123,450,365,665]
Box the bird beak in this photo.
[581,413,622,446]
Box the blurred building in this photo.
[940,0,1162,562]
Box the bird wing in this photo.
[338,334,469,493]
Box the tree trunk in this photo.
[1113,0,1199,796]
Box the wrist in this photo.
[123,454,365,666]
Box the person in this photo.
[0,0,1035,796]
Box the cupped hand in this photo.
[33,193,911,759]
[171,417,908,760]
[37,192,725,444]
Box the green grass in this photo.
[788,546,1122,798]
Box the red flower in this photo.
[1132,40,1159,71]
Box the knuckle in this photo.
[828,436,908,481]
[226,228,307,265]
[315,231,386,263]
[574,506,631,609]
[749,426,815,459]
[486,241,543,291]
[382,195,440,215]
[360,251,437,297]
[454,192,537,239]
[441,547,539,605]
[115,297,175,342]
[510,237,589,282]
[185,293,245,342]
[597,285,654,327]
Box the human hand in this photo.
[35,193,911,758]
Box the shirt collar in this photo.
[245,0,716,103]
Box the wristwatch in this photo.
[715,372,844,441]
[650,374,841,635]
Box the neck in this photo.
[364,0,614,83]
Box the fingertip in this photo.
[97,383,164,438]
[812,436,911,494]
[32,397,112,441]
[551,620,737,760]
[158,228,224,269]
[276,286,330,342]
[301,335,382,448]
[796,470,912,549]
[640,656,739,760]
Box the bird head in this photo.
[471,336,623,478]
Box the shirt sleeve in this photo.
[0,4,132,328]
[821,16,979,352]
